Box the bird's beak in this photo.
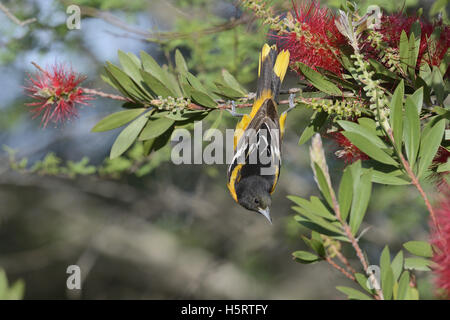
[258,207,272,224]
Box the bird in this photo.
[226,43,295,223]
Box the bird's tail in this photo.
[256,44,290,102]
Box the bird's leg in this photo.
[285,93,297,113]
[227,101,244,117]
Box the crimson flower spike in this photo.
[24,62,93,127]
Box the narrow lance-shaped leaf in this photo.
[404,257,432,271]
[140,70,174,98]
[399,30,409,73]
[418,118,445,178]
[404,94,421,170]
[338,166,353,221]
[110,114,149,159]
[139,117,175,141]
[391,250,404,282]
[336,286,373,300]
[296,62,342,96]
[390,80,404,152]
[313,163,333,208]
[342,131,398,166]
[397,271,410,300]
[349,169,372,235]
[91,108,147,132]
[380,246,394,300]
[118,50,152,99]
[403,241,433,258]
[175,49,188,75]
[292,250,320,264]
[338,120,387,149]
[222,69,246,95]
[106,62,148,101]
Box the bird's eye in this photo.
[254,198,259,204]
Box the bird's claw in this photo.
[286,93,296,113]
[227,100,244,117]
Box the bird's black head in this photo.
[235,176,272,223]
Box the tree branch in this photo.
[0,2,36,26]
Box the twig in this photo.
[328,242,357,275]
[0,2,36,26]
[329,182,383,300]
[81,88,130,102]
[310,134,384,300]
[325,256,356,281]
[72,4,250,43]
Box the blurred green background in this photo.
[0,0,441,299]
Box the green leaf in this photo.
[390,80,404,152]
[313,163,333,208]
[118,50,151,99]
[139,117,175,141]
[288,195,335,220]
[213,82,244,99]
[164,71,183,98]
[301,236,326,257]
[404,257,431,271]
[292,250,320,264]
[105,62,148,101]
[342,132,398,166]
[190,89,217,108]
[403,95,421,169]
[431,66,446,104]
[110,115,148,159]
[418,118,445,178]
[141,50,164,80]
[357,117,380,134]
[292,207,343,235]
[349,169,372,235]
[397,271,410,300]
[380,246,394,300]
[336,286,372,300]
[91,108,147,132]
[175,49,188,75]
[338,120,387,149]
[296,62,342,96]
[391,250,404,282]
[410,87,424,113]
[399,30,409,73]
[222,69,246,95]
[408,33,420,77]
[140,70,174,98]
[403,241,433,258]
[370,170,410,185]
[294,216,347,240]
[355,273,373,295]
[298,111,328,145]
[338,166,353,221]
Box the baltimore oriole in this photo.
[227,43,294,223]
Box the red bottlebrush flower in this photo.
[24,63,92,127]
[372,13,450,71]
[430,188,450,299]
[328,132,369,164]
[275,1,347,76]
